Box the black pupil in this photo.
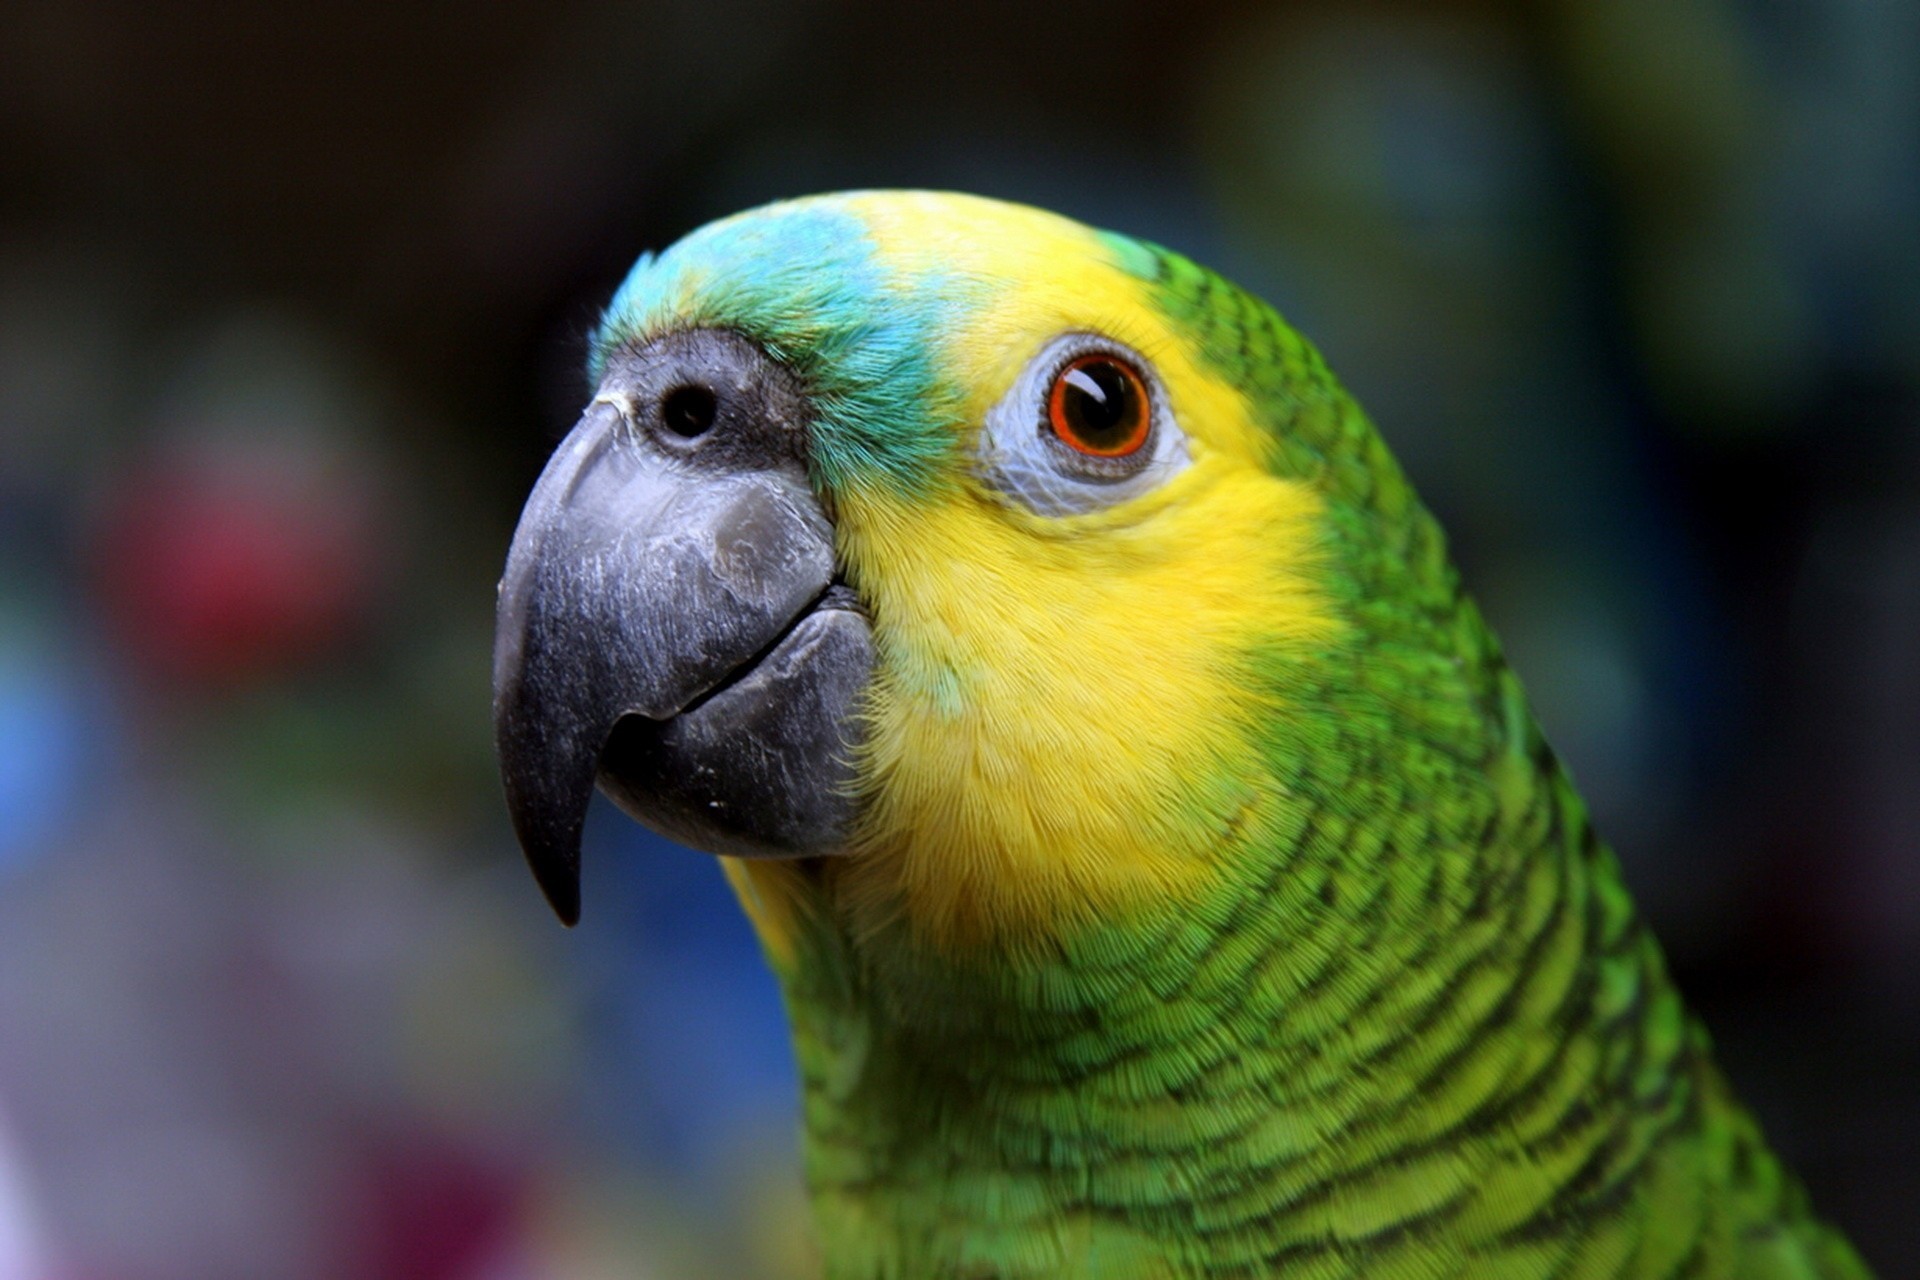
[1061,360,1137,445]
[661,384,717,437]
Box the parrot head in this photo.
[495,191,1358,953]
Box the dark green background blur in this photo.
[1,2,1915,1276]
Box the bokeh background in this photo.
[1,1,1916,1275]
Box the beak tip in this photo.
[547,889,582,929]
[499,749,590,929]
[523,836,582,927]
[513,812,585,928]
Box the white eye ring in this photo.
[976,333,1191,516]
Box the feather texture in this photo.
[596,192,1869,1279]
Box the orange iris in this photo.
[1046,355,1151,457]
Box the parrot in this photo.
[491,191,1871,1279]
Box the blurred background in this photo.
[0,0,1915,1275]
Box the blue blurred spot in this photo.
[571,795,799,1178]
[0,649,93,872]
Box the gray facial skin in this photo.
[492,329,873,924]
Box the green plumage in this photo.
[600,196,1869,1278]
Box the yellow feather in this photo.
[709,193,1347,953]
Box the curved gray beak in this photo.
[492,329,873,924]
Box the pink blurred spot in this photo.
[352,1132,527,1280]
[93,458,380,684]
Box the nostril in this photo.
[661,384,718,438]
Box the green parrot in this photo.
[492,191,1870,1279]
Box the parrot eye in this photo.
[1047,356,1151,458]
[977,332,1190,516]
[660,384,718,438]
